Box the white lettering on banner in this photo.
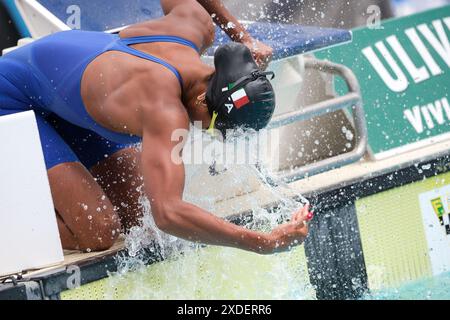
[418,20,450,68]
[404,106,423,133]
[421,105,435,130]
[386,35,430,83]
[427,100,446,125]
[444,96,450,119]
[362,17,450,92]
[404,97,450,133]
[405,28,443,76]
[362,43,409,92]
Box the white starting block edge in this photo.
[0,111,64,277]
[2,37,36,55]
[14,0,70,38]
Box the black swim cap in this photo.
[206,42,276,136]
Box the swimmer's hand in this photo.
[241,37,273,70]
[195,0,273,69]
[265,204,313,254]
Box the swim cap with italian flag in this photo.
[206,42,276,137]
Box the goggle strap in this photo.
[207,111,219,135]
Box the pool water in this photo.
[366,272,450,300]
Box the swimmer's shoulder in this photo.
[140,89,190,135]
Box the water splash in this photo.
[105,129,315,300]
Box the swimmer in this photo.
[0,0,312,253]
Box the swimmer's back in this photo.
[0,31,141,143]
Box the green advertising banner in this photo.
[316,6,450,159]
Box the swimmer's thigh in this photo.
[36,114,121,251]
[49,115,144,231]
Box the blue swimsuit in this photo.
[0,30,199,169]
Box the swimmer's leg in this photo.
[33,114,121,251]
[56,213,79,250]
[90,147,144,231]
[48,162,121,252]
[47,115,145,231]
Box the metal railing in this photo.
[267,57,368,182]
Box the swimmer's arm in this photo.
[195,0,249,42]
[141,104,274,254]
[195,0,273,69]
[160,0,242,39]
[160,0,254,42]
[160,0,272,68]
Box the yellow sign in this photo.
[431,197,445,223]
